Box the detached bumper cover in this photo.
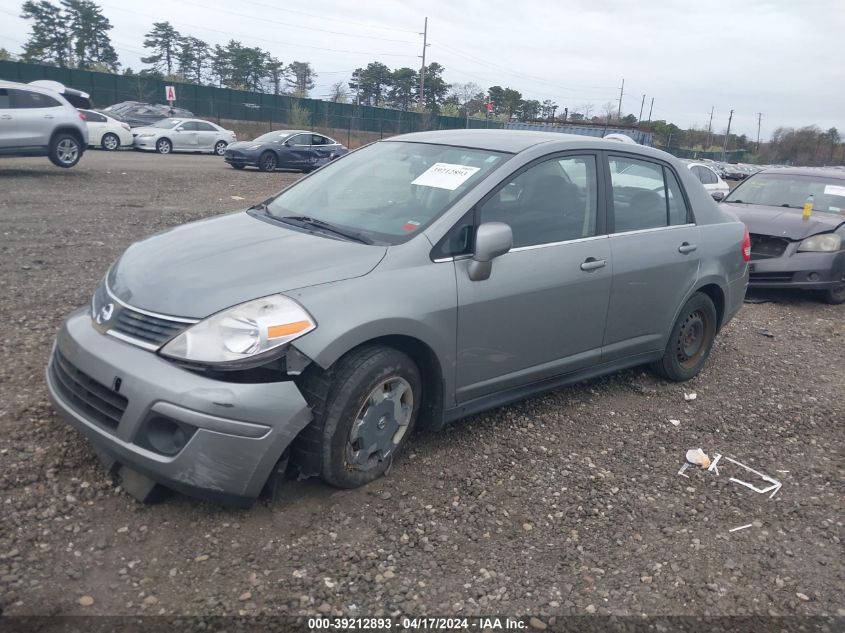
[46,308,312,502]
[748,245,845,289]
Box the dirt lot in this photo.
[0,151,843,623]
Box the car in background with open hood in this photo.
[722,167,845,303]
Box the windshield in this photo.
[151,118,182,129]
[264,141,509,244]
[725,172,845,214]
[254,131,293,143]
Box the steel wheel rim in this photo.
[104,135,118,150]
[157,140,170,154]
[57,139,78,164]
[215,142,226,155]
[347,377,413,472]
[676,308,711,369]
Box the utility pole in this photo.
[617,78,624,119]
[756,112,762,150]
[647,97,654,125]
[705,106,714,150]
[638,94,645,124]
[418,17,429,110]
[721,109,734,162]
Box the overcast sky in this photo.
[1,0,843,139]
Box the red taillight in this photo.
[78,112,86,121]
[742,225,751,262]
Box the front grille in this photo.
[50,349,127,431]
[749,234,790,260]
[111,308,188,347]
[750,271,794,283]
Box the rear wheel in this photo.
[101,133,120,151]
[651,292,718,382]
[258,151,277,172]
[299,346,421,489]
[48,134,82,168]
[214,141,227,156]
[818,285,845,305]
[156,138,172,154]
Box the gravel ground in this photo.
[0,151,843,622]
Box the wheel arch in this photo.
[50,126,84,146]
[695,282,726,330]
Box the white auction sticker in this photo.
[823,184,845,197]
[411,163,481,190]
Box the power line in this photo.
[230,0,419,34]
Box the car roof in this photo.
[0,78,60,96]
[388,129,667,157]
[759,166,845,179]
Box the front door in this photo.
[285,133,315,169]
[602,154,700,360]
[454,153,612,402]
[173,121,199,150]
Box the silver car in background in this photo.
[47,130,749,506]
[0,79,88,168]
[132,117,237,155]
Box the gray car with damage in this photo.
[47,130,749,506]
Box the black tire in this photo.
[155,138,172,154]
[48,133,82,168]
[258,151,277,172]
[298,346,422,489]
[650,292,718,382]
[818,285,845,305]
[231,163,245,170]
[214,140,227,156]
[101,132,120,151]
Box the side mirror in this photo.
[175,127,184,132]
[711,191,726,202]
[284,140,292,146]
[467,222,513,281]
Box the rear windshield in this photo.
[725,172,845,214]
[265,141,509,244]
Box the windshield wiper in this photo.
[277,215,373,245]
[780,203,801,208]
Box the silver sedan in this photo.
[132,118,237,155]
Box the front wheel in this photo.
[650,292,718,382]
[818,285,845,305]
[214,141,227,156]
[48,134,82,168]
[101,133,120,151]
[156,138,172,154]
[300,346,422,489]
[258,151,277,172]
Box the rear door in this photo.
[602,153,700,360]
[194,121,219,150]
[80,109,106,145]
[454,152,612,401]
[8,88,64,147]
[0,89,12,148]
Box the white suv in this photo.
[0,79,89,168]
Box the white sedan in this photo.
[686,161,731,200]
[132,118,237,155]
[79,109,133,151]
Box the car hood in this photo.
[226,140,270,151]
[108,211,387,318]
[723,202,845,240]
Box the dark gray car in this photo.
[47,130,749,506]
[224,130,348,172]
[723,167,845,304]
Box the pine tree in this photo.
[286,61,315,97]
[20,0,70,66]
[62,0,118,71]
[265,56,286,95]
[177,36,209,83]
[142,21,181,75]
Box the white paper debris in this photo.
[729,523,753,533]
[670,419,681,426]
[230,195,245,200]
[411,163,480,190]
[686,448,711,468]
[684,392,697,401]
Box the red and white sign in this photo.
[486,102,493,112]
[165,85,176,102]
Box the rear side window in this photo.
[608,156,690,232]
[81,109,106,123]
[289,134,311,146]
[10,89,61,109]
[195,122,216,131]
[0,89,8,109]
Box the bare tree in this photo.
[329,80,348,103]
[580,102,594,119]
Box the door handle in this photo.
[43,114,54,119]
[580,257,607,271]
[0,115,11,120]
[678,242,697,254]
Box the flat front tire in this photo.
[48,134,82,167]
[299,346,422,489]
[651,292,718,382]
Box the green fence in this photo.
[0,60,501,136]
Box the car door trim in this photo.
[610,223,695,238]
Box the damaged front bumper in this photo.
[749,245,845,289]
[46,308,313,505]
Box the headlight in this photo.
[797,233,842,252]
[160,295,316,365]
